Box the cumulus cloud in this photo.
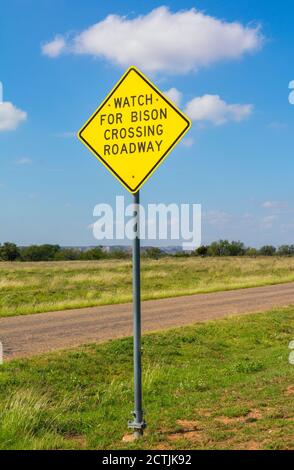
[42,6,263,73]
[261,201,288,209]
[164,88,183,106]
[0,101,27,132]
[41,35,66,58]
[181,137,195,148]
[185,94,253,125]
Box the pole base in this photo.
[128,421,146,439]
[128,412,147,436]
[128,420,147,431]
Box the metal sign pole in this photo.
[128,190,146,438]
[78,66,191,439]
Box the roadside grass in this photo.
[0,307,293,450]
[1,257,294,317]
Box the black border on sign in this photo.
[78,66,191,193]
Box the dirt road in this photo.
[1,282,294,360]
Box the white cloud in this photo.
[42,35,66,58]
[181,137,195,148]
[185,94,253,125]
[0,102,27,132]
[42,7,263,73]
[16,158,32,165]
[164,88,182,106]
[261,201,288,210]
[55,131,76,138]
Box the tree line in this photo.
[0,240,294,262]
[0,243,129,262]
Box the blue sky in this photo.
[0,0,294,247]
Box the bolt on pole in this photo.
[128,190,146,438]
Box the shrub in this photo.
[143,247,164,259]
[20,245,60,262]
[54,249,80,261]
[245,248,259,257]
[0,242,20,261]
[259,245,276,256]
[277,245,294,256]
[207,240,245,257]
[194,245,209,257]
[80,247,106,260]
[108,249,130,259]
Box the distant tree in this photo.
[143,247,163,260]
[0,242,20,261]
[108,248,130,260]
[194,245,209,257]
[207,240,245,257]
[20,244,60,261]
[54,248,80,261]
[80,247,105,260]
[276,245,294,256]
[259,245,276,256]
[173,251,190,258]
[245,247,259,257]
[226,241,246,256]
[207,241,223,257]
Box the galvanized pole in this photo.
[128,190,146,438]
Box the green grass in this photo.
[0,307,293,450]
[1,257,294,317]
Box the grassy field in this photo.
[1,257,294,317]
[0,307,293,450]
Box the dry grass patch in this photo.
[1,257,294,317]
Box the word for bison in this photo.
[100,93,168,156]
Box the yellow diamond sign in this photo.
[78,66,191,193]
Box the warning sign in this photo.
[78,66,191,193]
